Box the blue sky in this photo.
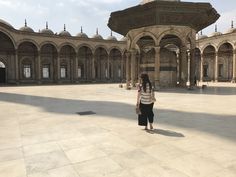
[0,0,236,39]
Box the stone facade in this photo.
[1,18,236,87]
[0,20,126,85]
[196,30,236,83]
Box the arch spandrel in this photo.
[131,31,158,50]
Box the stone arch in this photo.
[94,46,108,80]
[39,41,58,52]
[201,43,217,53]
[131,31,158,49]
[0,29,16,49]
[94,45,108,55]
[109,48,123,81]
[59,45,76,81]
[40,43,58,81]
[18,41,38,82]
[78,43,94,53]
[158,33,183,87]
[217,40,234,51]
[157,29,185,46]
[59,42,77,52]
[108,46,123,55]
[17,39,39,51]
[218,42,234,81]
[78,45,93,80]
[202,44,216,81]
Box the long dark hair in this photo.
[140,73,152,93]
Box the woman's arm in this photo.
[137,91,141,106]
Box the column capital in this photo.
[154,46,160,52]
[125,51,131,58]
[129,49,137,55]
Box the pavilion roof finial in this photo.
[96,28,99,35]
[46,21,48,29]
[64,24,66,31]
[231,20,234,28]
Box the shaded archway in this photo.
[109,48,122,82]
[40,44,58,82]
[78,46,93,81]
[94,47,108,81]
[195,48,201,82]
[0,31,15,83]
[159,34,182,87]
[59,45,76,82]
[202,45,216,81]
[218,42,233,81]
[136,36,155,84]
[18,41,38,82]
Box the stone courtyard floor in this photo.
[0,82,236,177]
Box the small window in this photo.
[42,65,50,79]
[118,67,121,78]
[60,66,67,78]
[23,65,31,78]
[78,66,81,78]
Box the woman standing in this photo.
[136,73,155,130]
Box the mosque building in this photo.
[0,0,235,87]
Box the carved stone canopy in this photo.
[108,1,220,36]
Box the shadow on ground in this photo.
[146,129,185,137]
[160,86,236,95]
[0,92,236,142]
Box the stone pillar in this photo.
[57,54,60,82]
[130,49,136,87]
[75,52,79,82]
[70,57,74,82]
[190,48,196,87]
[15,49,19,84]
[92,52,95,80]
[180,46,188,86]
[121,54,124,81]
[37,50,41,84]
[232,49,236,82]
[200,53,204,82]
[107,55,110,80]
[125,52,130,88]
[215,52,219,82]
[154,46,161,89]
